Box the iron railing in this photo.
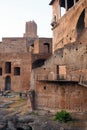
[36,73,80,82]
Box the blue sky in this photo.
[0,0,52,40]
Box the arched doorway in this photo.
[5,76,11,90]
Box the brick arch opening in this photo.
[5,76,11,90]
[76,9,85,33]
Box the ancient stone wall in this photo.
[0,36,52,92]
[33,38,52,54]
[38,38,52,54]
[50,0,87,51]
[0,38,27,53]
[33,39,39,54]
[0,53,31,92]
[44,43,87,81]
[30,41,87,112]
[34,81,87,112]
[24,21,38,38]
[30,0,87,113]
[0,20,52,93]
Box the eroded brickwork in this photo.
[0,53,31,92]
[0,38,27,53]
[50,0,87,51]
[30,0,87,112]
[24,21,38,38]
[34,81,87,112]
[0,21,52,92]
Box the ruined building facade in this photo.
[0,21,52,92]
[29,0,87,112]
[0,0,87,113]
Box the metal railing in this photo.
[79,75,87,85]
[36,73,79,82]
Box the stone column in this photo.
[65,0,68,11]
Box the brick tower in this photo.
[24,21,38,38]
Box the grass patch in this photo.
[53,110,72,123]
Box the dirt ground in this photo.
[0,92,87,130]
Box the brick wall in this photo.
[24,21,38,38]
[0,38,27,53]
[0,53,31,92]
[33,38,52,54]
[34,81,87,112]
[44,43,87,81]
[51,0,87,51]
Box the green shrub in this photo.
[54,110,72,123]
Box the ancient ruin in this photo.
[0,1,87,129]
[0,21,52,92]
[0,0,87,115]
[29,0,87,113]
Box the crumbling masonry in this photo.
[0,0,87,113]
[0,21,52,92]
[30,0,87,112]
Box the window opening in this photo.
[5,62,11,73]
[60,0,79,13]
[60,7,66,17]
[0,68,2,75]
[14,67,20,76]
[56,65,66,80]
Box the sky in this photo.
[0,0,52,41]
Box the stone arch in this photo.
[76,9,85,33]
[5,76,11,90]
[74,3,87,29]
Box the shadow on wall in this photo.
[32,59,46,69]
